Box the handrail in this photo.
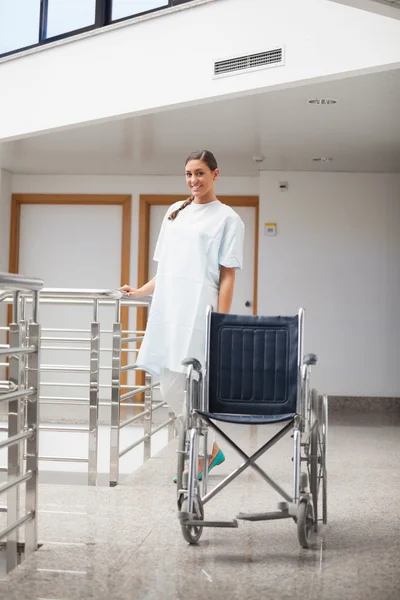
[40,288,123,299]
[0,287,122,301]
[0,272,44,291]
[0,290,151,307]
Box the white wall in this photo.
[258,172,400,397]
[1,0,400,141]
[7,171,400,398]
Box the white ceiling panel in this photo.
[0,68,399,175]
[329,0,400,19]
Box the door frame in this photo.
[136,193,259,344]
[9,193,132,384]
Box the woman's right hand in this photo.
[119,284,139,298]
[119,277,156,298]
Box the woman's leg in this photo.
[160,369,222,469]
[159,368,187,429]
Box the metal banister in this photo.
[0,284,176,492]
[40,288,123,299]
[0,272,43,291]
[0,285,123,300]
[0,272,42,574]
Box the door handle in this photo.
[245,301,251,307]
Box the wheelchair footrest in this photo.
[236,510,290,522]
[178,513,238,528]
[187,519,238,528]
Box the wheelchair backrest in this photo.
[207,312,299,416]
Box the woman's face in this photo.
[185,160,219,199]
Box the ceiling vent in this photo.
[213,47,284,78]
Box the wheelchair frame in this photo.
[176,307,328,548]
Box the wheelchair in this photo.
[176,307,328,548]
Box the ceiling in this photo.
[367,0,400,6]
[329,0,400,19]
[1,68,400,176]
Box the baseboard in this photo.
[328,396,400,414]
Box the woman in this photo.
[121,150,244,477]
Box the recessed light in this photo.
[308,98,337,105]
[312,157,333,162]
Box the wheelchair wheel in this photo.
[309,413,319,531]
[321,394,328,525]
[310,389,327,531]
[179,495,204,545]
[297,498,314,549]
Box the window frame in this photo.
[110,0,170,25]
[0,0,195,59]
[39,0,108,43]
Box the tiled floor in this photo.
[0,420,171,486]
[0,414,399,599]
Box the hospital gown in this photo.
[136,199,244,377]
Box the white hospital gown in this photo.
[136,200,244,377]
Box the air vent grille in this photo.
[214,48,284,77]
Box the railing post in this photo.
[19,296,28,476]
[143,372,152,462]
[109,301,122,487]
[7,292,22,572]
[88,300,100,486]
[24,296,40,556]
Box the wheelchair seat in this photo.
[196,412,296,425]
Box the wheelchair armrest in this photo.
[182,357,202,372]
[303,353,318,366]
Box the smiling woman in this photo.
[120,149,245,480]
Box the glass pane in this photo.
[112,0,169,21]
[0,0,41,55]
[46,0,96,38]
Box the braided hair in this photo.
[168,150,218,221]
[168,196,194,221]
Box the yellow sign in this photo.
[264,223,277,236]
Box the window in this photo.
[111,0,169,22]
[0,0,41,55]
[45,0,97,39]
[0,0,196,58]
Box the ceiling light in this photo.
[312,157,333,162]
[308,98,337,105]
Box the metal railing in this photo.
[109,318,176,487]
[0,285,176,488]
[0,272,43,574]
[1,288,121,486]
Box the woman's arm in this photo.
[120,277,156,298]
[218,267,236,313]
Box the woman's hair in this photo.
[168,150,218,221]
[186,150,218,171]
